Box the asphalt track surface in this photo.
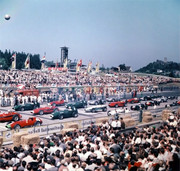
[0,90,179,131]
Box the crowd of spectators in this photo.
[0,110,179,171]
[0,70,177,89]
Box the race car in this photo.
[49,99,65,106]
[127,98,140,103]
[88,99,106,105]
[108,101,126,108]
[130,104,146,111]
[107,108,125,116]
[50,105,78,120]
[106,97,121,102]
[66,100,87,109]
[13,102,40,111]
[85,105,107,113]
[140,96,152,101]
[0,111,22,122]
[31,106,59,115]
[6,117,42,130]
[170,101,180,107]
[145,101,155,106]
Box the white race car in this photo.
[107,108,125,116]
[85,105,107,113]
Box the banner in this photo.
[25,54,30,69]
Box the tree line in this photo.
[0,49,41,70]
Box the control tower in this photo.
[60,46,68,66]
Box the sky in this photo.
[0,0,179,71]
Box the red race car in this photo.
[145,101,155,106]
[32,106,59,115]
[49,99,65,106]
[127,98,140,103]
[109,101,126,108]
[0,111,22,122]
[6,117,42,130]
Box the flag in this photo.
[25,55,30,69]
[63,58,68,69]
[42,56,46,61]
[95,62,99,73]
[11,53,16,69]
[76,59,82,72]
[41,53,46,62]
[78,59,82,67]
[87,61,92,73]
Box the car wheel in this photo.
[59,115,64,120]
[13,115,19,121]
[34,121,41,127]
[103,107,107,112]
[14,124,21,131]
[52,103,56,107]
[107,111,111,116]
[21,107,25,111]
[74,113,78,118]
[115,104,118,108]
[92,109,95,113]
[95,102,98,105]
[39,110,44,115]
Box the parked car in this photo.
[131,104,146,111]
[170,101,180,107]
[85,105,107,113]
[160,96,168,102]
[106,97,121,102]
[0,111,22,122]
[109,101,126,108]
[88,99,106,105]
[145,101,155,106]
[140,96,152,101]
[66,100,87,109]
[31,106,59,115]
[107,108,125,116]
[167,96,177,100]
[127,98,140,103]
[50,105,78,120]
[49,99,65,106]
[13,102,40,111]
[6,117,42,130]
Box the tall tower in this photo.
[60,47,68,66]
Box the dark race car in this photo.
[49,99,65,106]
[66,100,87,109]
[50,105,78,120]
[13,102,40,111]
[0,111,22,122]
[131,104,147,111]
[6,117,42,130]
[31,106,59,115]
[140,96,152,101]
[170,101,180,107]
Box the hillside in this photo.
[136,60,180,78]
